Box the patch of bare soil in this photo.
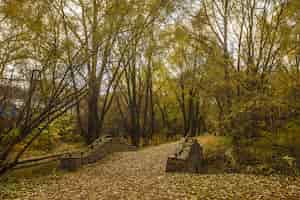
[1,142,300,200]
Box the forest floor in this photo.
[1,139,300,200]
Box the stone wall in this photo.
[60,136,136,171]
[166,137,204,173]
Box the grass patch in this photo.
[197,135,232,156]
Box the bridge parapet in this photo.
[60,135,136,171]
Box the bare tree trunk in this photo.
[87,81,99,144]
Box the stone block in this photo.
[166,137,203,173]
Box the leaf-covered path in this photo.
[2,142,300,200]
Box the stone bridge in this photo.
[60,135,136,171]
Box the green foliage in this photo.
[0,128,20,148]
[276,119,300,159]
[30,114,81,151]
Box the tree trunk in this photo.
[87,83,99,144]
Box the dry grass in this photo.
[197,135,231,155]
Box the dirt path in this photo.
[2,142,300,200]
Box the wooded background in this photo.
[0,0,300,175]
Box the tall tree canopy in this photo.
[1,0,300,175]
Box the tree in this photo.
[0,0,89,174]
